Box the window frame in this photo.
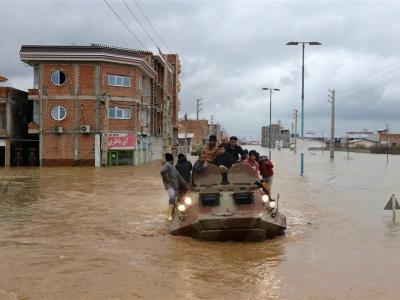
[107,74,132,87]
[108,107,131,120]
[50,105,67,121]
[50,70,67,86]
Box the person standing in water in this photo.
[160,153,188,221]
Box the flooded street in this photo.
[1,148,400,299]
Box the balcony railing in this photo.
[28,89,39,101]
[28,122,40,134]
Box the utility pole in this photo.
[293,109,298,154]
[196,98,202,120]
[210,114,214,136]
[101,94,110,166]
[328,89,335,159]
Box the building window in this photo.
[51,105,67,121]
[51,70,67,86]
[109,107,131,119]
[33,102,40,124]
[0,103,6,129]
[141,77,149,97]
[108,74,131,87]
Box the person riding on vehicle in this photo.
[225,136,245,161]
[200,135,218,164]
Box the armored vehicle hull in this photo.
[169,163,286,242]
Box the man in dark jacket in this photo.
[213,144,236,184]
[225,136,245,161]
[175,153,192,184]
[213,144,236,170]
[160,153,188,221]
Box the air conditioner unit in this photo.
[80,124,90,134]
[54,126,63,134]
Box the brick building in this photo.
[179,119,209,153]
[378,129,400,146]
[0,87,38,166]
[20,44,180,166]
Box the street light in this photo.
[286,41,321,176]
[262,87,280,159]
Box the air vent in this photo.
[199,193,220,207]
[233,192,254,205]
[54,126,63,134]
[80,124,90,134]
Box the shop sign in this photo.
[108,133,136,150]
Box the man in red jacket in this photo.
[259,156,274,195]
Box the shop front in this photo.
[107,133,136,166]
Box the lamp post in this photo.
[262,88,280,159]
[286,41,321,176]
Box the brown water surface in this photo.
[0,148,399,299]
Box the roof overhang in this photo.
[20,47,157,79]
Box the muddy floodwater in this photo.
[1,148,400,299]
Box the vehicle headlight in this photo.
[269,201,276,209]
[262,194,269,203]
[184,196,192,206]
[178,204,186,212]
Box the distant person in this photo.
[175,153,192,184]
[259,156,274,195]
[242,150,260,180]
[225,136,245,161]
[200,135,218,164]
[243,149,249,160]
[221,136,229,147]
[160,153,188,221]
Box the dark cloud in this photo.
[1,0,400,138]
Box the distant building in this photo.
[280,129,290,148]
[261,124,290,148]
[0,87,38,166]
[344,130,378,141]
[378,129,400,147]
[179,119,208,153]
[177,132,194,154]
[208,123,221,141]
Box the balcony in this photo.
[28,89,39,101]
[28,122,40,134]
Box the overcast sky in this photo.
[1,0,400,139]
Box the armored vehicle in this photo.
[169,163,286,241]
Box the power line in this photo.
[122,0,160,48]
[336,59,400,91]
[134,0,172,53]
[133,0,200,99]
[339,72,400,99]
[103,0,147,50]
[339,64,400,95]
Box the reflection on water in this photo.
[0,149,400,299]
